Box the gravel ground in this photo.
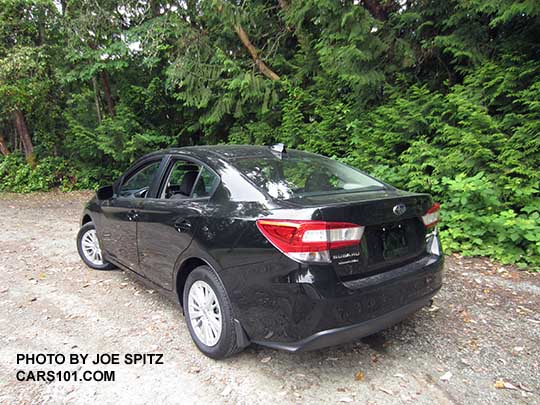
[0,191,538,405]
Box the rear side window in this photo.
[161,159,219,199]
[232,151,384,200]
[193,166,220,198]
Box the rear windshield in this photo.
[232,151,385,200]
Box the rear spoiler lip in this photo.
[274,190,433,210]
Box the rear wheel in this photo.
[77,222,115,270]
[183,265,243,359]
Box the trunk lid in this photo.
[287,189,432,279]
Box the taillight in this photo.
[422,203,440,228]
[256,219,364,263]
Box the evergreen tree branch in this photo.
[233,23,280,81]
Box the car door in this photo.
[99,157,165,272]
[136,156,220,290]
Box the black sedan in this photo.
[77,145,443,359]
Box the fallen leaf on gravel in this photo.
[494,380,518,390]
[338,397,353,403]
[440,371,452,381]
[355,371,364,381]
[460,358,472,366]
[468,339,479,350]
[260,356,271,363]
[189,366,201,374]
[378,387,394,396]
[517,382,533,392]
[460,310,474,323]
[517,305,532,313]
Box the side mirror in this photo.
[96,185,114,200]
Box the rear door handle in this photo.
[174,219,192,233]
[127,209,139,221]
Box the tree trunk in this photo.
[234,24,280,81]
[0,133,10,156]
[13,110,36,166]
[149,0,160,17]
[362,0,399,21]
[13,126,20,152]
[100,71,116,116]
[92,76,103,124]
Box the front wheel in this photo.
[77,222,115,270]
[183,265,244,359]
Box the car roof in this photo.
[164,145,308,161]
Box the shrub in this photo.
[0,154,80,192]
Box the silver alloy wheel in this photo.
[81,229,104,266]
[188,280,223,347]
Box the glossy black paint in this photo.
[81,145,444,350]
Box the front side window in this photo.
[232,150,385,200]
[119,160,161,198]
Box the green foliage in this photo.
[0,154,82,192]
[0,0,539,269]
[439,173,540,268]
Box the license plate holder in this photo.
[382,224,408,259]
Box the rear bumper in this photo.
[253,289,438,352]
[222,245,444,348]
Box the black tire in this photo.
[183,265,243,359]
[76,222,115,270]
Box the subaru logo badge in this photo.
[393,203,406,216]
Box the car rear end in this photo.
[217,148,443,351]
[251,193,442,351]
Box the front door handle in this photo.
[127,209,139,221]
[174,219,192,233]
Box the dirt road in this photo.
[0,192,538,404]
